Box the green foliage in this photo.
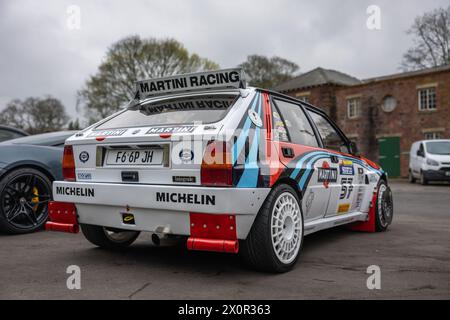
[0,96,69,134]
[239,55,299,88]
[78,36,219,123]
[68,118,81,130]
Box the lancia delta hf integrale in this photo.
[46,68,393,272]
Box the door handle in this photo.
[282,147,295,158]
[330,155,339,163]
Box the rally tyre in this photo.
[375,180,394,232]
[0,168,52,234]
[80,224,140,249]
[240,184,304,273]
[408,170,416,183]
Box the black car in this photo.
[0,125,29,143]
[0,131,77,234]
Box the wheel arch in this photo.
[271,177,303,201]
[0,163,57,183]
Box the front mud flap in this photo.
[347,192,377,233]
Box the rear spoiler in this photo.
[126,68,247,109]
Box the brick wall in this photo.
[335,70,450,177]
[284,84,339,119]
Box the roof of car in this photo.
[0,125,29,136]
[420,139,450,143]
[1,130,77,146]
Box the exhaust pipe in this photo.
[151,233,161,246]
[187,237,239,254]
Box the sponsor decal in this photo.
[337,203,350,214]
[77,172,92,180]
[79,151,89,163]
[274,121,284,127]
[121,213,135,225]
[273,111,281,119]
[156,192,215,206]
[317,161,338,188]
[136,68,244,98]
[56,186,94,197]
[340,164,355,175]
[340,177,354,200]
[146,126,196,135]
[179,149,194,162]
[358,167,364,175]
[248,109,262,127]
[87,129,127,137]
[304,190,315,217]
[172,176,196,183]
[342,159,353,166]
[353,187,364,211]
[140,97,233,116]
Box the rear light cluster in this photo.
[200,140,233,187]
[62,145,76,181]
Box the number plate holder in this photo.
[104,148,164,166]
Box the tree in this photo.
[401,6,450,71]
[78,36,219,123]
[68,118,81,130]
[238,55,299,88]
[0,96,69,134]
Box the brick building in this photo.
[275,65,450,177]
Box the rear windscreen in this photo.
[95,94,238,130]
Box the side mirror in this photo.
[349,141,359,156]
[417,150,424,157]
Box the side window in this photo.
[273,99,319,147]
[308,110,349,153]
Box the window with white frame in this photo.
[424,132,442,140]
[418,87,436,111]
[295,93,310,103]
[298,96,309,103]
[347,97,361,119]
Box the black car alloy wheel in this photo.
[0,169,52,233]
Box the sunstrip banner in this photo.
[136,68,246,98]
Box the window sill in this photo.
[418,109,437,113]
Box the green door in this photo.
[378,137,401,177]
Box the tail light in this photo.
[201,140,233,186]
[62,145,76,181]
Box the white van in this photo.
[409,140,450,185]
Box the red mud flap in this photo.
[187,238,239,253]
[347,192,377,233]
[187,213,238,253]
[45,201,79,233]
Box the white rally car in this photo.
[47,69,393,272]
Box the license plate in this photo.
[105,149,163,166]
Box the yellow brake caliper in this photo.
[31,187,39,211]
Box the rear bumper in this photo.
[52,181,270,239]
